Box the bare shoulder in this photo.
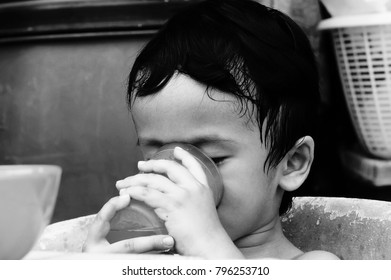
[294,250,340,260]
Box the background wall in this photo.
[0,37,145,222]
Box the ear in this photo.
[278,136,314,192]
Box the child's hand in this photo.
[82,195,175,254]
[116,147,242,259]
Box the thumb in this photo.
[107,235,175,254]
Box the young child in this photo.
[83,0,338,259]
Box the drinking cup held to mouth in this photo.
[107,143,223,243]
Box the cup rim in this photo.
[0,165,62,178]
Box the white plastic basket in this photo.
[319,13,391,158]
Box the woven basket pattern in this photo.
[332,24,391,158]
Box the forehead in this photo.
[131,74,257,143]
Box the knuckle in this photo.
[133,173,145,180]
[94,213,110,231]
[147,182,159,191]
[94,212,105,224]
[153,158,177,168]
[124,240,135,252]
[145,173,158,180]
[92,216,109,234]
[175,187,186,197]
[171,200,184,209]
[137,173,154,182]
[145,159,161,167]
[171,190,188,207]
[140,188,150,197]
[155,159,176,172]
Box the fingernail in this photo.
[116,180,125,188]
[163,236,174,248]
[119,189,125,196]
[138,161,146,167]
[119,193,129,200]
[174,146,185,154]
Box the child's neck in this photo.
[234,216,302,259]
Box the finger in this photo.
[137,159,196,187]
[116,173,174,193]
[98,195,131,222]
[108,235,175,254]
[121,186,172,209]
[173,146,208,186]
[89,195,130,240]
[154,208,170,221]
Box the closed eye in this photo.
[211,157,227,166]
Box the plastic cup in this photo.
[107,143,223,243]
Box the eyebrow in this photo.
[137,135,237,147]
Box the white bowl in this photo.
[0,165,62,259]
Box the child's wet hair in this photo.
[127,0,320,215]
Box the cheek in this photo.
[220,167,270,214]
[220,155,270,201]
[216,161,273,238]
